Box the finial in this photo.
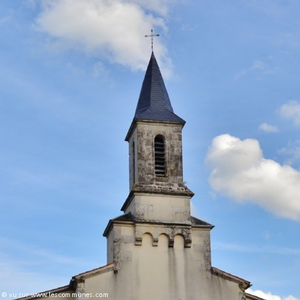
[145,29,159,52]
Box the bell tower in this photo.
[103,53,214,294]
[123,52,194,223]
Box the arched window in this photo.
[155,135,165,176]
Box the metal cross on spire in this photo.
[145,29,159,52]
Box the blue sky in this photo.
[1,1,300,299]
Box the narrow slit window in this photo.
[155,135,165,176]
[132,141,136,184]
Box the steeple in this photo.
[103,50,214,282]
[133,52,185,124]
[124,52,193,208]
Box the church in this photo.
[19,52,265,300]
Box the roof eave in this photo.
[211,266,251,290]
[125,117,185,141]
[15,285,73,300]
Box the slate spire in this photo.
[133,52,185,124]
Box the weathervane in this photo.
[145,29,159,52]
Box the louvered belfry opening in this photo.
[155,135,166,176]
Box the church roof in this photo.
[211,267,251,290]
[190,216,214,228]
[133,52,185,124]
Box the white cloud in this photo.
[234,60,264,80]
[250,60,265,71]
[130,0,172,16]
[34,0,172,74]
[279,140,300,167]
[234,60,277,80]
[214,242,300,256]
[259,123,278,133]
[247,289,300,300]
[206,134,300,221]
[279,101,300,126]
